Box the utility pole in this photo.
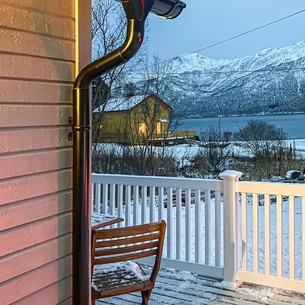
[217,105,221,141]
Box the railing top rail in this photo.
[92,173,223,191]
[237,180,305,197]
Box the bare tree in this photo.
[199,125,232,176]
[98,54,182,176]
[91,0,127,93]
[91,7,182,176]
[91,0,126,151]
[234,119,288,179]
[139,54,181,132]
[124,54,183,175]
[234,120,286,156]
[91,0,150,154]
[123,95,172,175]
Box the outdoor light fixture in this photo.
[117,0,186,20]
[72,1,186,304]
[151,0,186,19]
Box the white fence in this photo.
[236,181,305,292]
[91,171,305,293]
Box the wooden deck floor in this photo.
[97,266,305,305]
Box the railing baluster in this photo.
[252,193,258,273]
[125,185,131,226]
[95,183,101,213]
[102,183,108,214]
[302,196,305,282]
[289,195,295,279]
[150,186,155,223]
[264,195,270,276]
[91,182,94,213]
[205,190,210,265]
[236,190,241,270]
[109,184,115,215]
[158,187,164,221]
[195,189,201,264]
[176,188,182,260]
[215,190,221,267]
[141,186,147,224]
[185,189,192,262]
[117,184,123,226]
[167,187,173,259]
[241,192,247,271]
[276,194,283,277]
[133,185,139,225]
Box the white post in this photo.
[219,170,243,286]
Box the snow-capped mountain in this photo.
[132,41,305,118]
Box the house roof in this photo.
[105,95,144,111]
[102,94,172,112]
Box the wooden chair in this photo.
[91,220,166,305]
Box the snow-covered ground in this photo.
[96,139,305,167]
[169,139,305,160]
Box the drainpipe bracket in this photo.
[73,125,91,132]
[68,117,73,140]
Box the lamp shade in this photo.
[150,0,186,19]
[116,0,186,20]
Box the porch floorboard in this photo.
[96,266,305,305]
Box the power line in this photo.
[96,9,305,97]
[183,9,305,56]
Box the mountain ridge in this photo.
[133,41,305,118]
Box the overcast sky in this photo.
[145,0,305,61]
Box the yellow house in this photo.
[93,94,172,144]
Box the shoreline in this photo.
[182,112,305,121]
[178,113,305,140]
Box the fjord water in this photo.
[179,113,305,140]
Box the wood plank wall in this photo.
[0,1,80,304]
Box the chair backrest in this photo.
[91,220,166,281]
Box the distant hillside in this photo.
[127,41,305,118]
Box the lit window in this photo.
[139,123,147,134]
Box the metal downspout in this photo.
[72,18,145,305]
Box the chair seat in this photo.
[92,261,154,299]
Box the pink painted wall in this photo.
[0,1,91,304]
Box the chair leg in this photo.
[141,290,151,305]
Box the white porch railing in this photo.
[91,170,305,293]
[236,180,305,293]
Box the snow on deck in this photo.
[97,266,305,305]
